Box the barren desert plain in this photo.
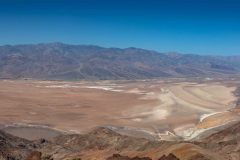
[0,78,240,141]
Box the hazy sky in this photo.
[0,0,240,55]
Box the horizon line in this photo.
[0,41,239,57]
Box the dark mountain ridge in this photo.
[0,43,239,80]
[1,122,240,160]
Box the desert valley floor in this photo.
[0,78,240,141]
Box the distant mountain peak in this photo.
[0,43,239,80]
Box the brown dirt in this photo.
[0,79,239,140]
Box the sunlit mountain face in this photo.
[0,43,240,80]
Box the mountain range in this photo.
[0,43,240,80]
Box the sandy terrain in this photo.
[0,79,239,140]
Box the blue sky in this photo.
[0,0,240,55]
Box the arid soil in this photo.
[0,79,239,141]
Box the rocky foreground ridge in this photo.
[0,121,240,160]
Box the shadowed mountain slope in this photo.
[0,43,240,80]
[0,130,33,160]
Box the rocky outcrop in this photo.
[106,153,180,160]
[0,122,240,160]
[26,151,42,160]
[187,154,210,160]
[158,154,180,160]
[106,154,152,160]
[47,127,161,153]
[0,130,32,160]
[200,122,240,160]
